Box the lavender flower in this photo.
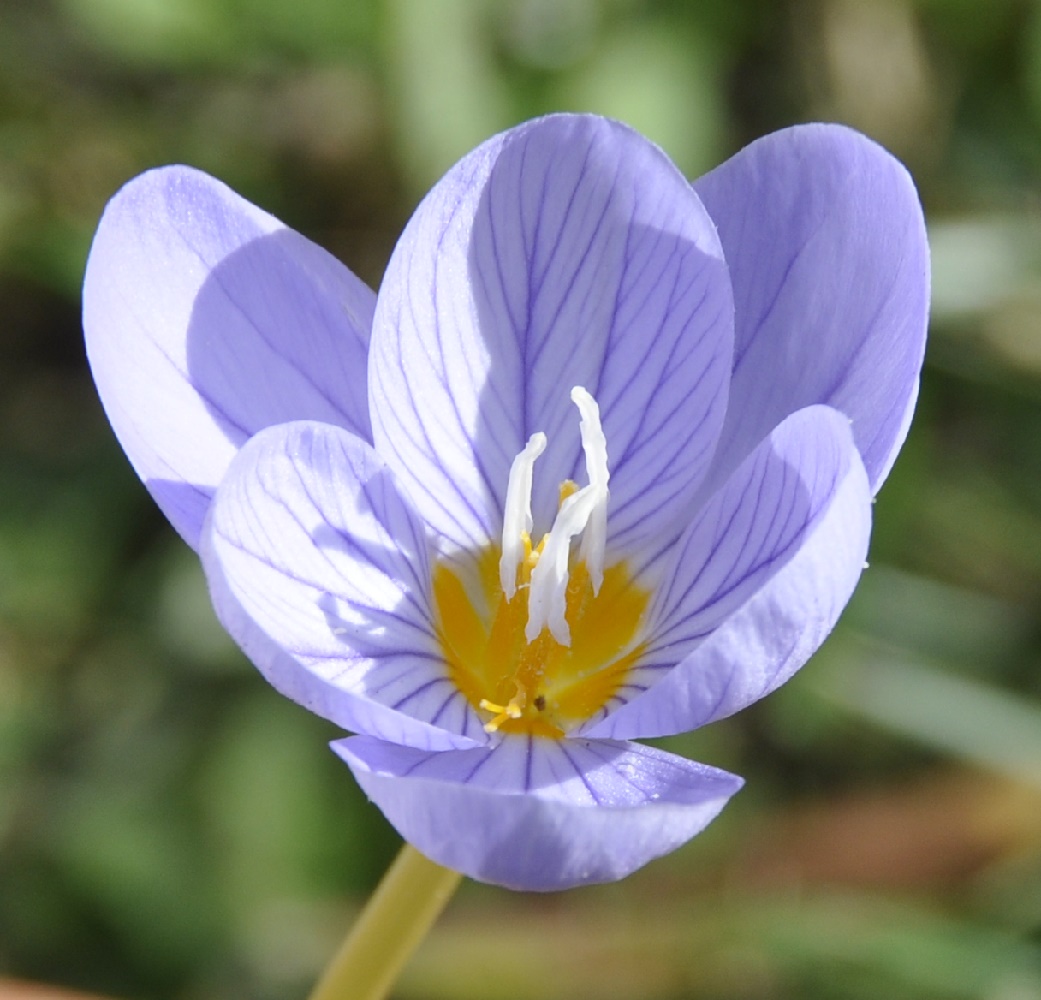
[83,115,928,890]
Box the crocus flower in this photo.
[83,114,928,891]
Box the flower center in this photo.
[432,388,649,739]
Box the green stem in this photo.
[308,844,463,1000]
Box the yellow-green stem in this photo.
[308,844,463,1000]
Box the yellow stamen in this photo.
[478,696,523,733]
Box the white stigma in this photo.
[498,431,547,599]
[572,386,609,595]
[526,387,610,645]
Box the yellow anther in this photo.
[478,697,523,733]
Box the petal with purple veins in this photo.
[370,113,734,553]
[584,405,871,740]
[694,123,929,497]
[201,420,482,750]
[83,166,375,548]
[335,734,742,890]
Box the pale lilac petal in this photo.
[83,166,375,548]
[585,405,871,740]
[369,113,734,552]
[200,420,482,750]
[206,573,476,753]
[335,735,742,890]
[694,123,929,496]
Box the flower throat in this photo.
[433,388,648,738]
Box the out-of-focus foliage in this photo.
[2,0,1041,998]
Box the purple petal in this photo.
[585,405,871,740]
[694,123,928,496]
[83,166,375,548]
[335,734,742,890]
[369,113,734,552]
[201,420,482,750]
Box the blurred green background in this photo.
[2,0,1041,997]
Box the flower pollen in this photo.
[434,387,648,738]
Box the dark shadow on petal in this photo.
[242,432,470,735]
[185,228,375,456]
[141,227,377,547]
[309,463,426,569]
[304,456,438,660]
[145,478,214,550]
